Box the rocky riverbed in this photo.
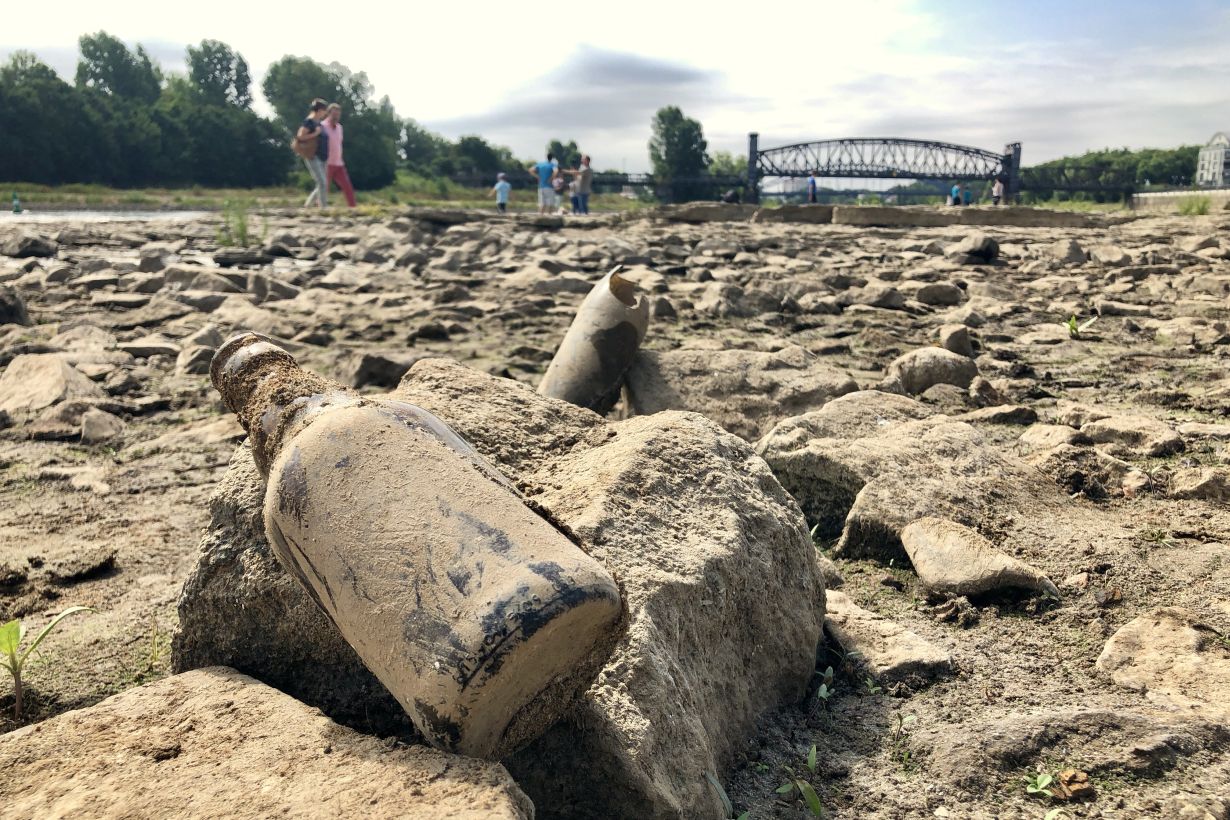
[1,205,1228,819]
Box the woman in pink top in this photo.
[322,103,357,207]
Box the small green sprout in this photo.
[1,606,95,720]
[1065,314,1098,339]
[1026,772,1055,798]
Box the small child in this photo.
[493,173,511,214]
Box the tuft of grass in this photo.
[215,198,264,247]
[1177,196,1210,216]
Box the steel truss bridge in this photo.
[745,133,1022,203]
[446,136,1136,203]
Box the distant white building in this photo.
[1197,132,1230,186]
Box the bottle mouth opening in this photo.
[210,333,298,412]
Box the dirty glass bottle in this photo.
[210,333,624,759]
[539,266,649,413]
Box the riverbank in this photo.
[5,173,653,214]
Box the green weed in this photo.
[1025,771,1055,798]
[1177,196,1210,216]
[1065,314,1097,339]
[1,606,94,720]
[216,198,260,247]
[776,745,824,816]
[889,713,917,770]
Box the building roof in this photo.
[1207,132,1230,148]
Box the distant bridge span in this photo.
[746,133,1022,203]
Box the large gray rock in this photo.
[900,517,1059,599]
[2,232,57,258]
[0,668,533,819]
[824,591,951,684]
[880,346,979,395]
[1049,238,1087,264]
[0,353,104,415]
[1096,608,1230,721]
[627,344,859,441]
[0,285,30,326]
[920,708,1230,794]
[756,391,1070,560]
[1169,467,1230,502]
[174,358,826,820]
[945,232,999,263]
[1081,414,1184,458]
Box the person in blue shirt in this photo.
[527,152,559,214]
[807,172,818,204]
[492,173,511,214]
[950,183,961,206]
[962,185,972,206]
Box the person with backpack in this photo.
[294,99,330,208]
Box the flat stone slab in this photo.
[0,668,533,819]
[824,590,952,684]
[627,344,858,441]
[0,353,103,415]
[1096,608,1230,721]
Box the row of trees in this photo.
[1030,146,1199,191]
[2,35,288,187]
[0,33,544,190]
[0,33,744,199]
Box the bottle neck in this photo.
[211,334,355,475]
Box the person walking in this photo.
[295,99,330,209]
[962,185,972,206]
[571,154,594,215]
[950,182,960,206]
[493,172,511,214]
[562,155,593,215]
[807,171,818,204]
[991,177,1004,206]
[321,103,356,208]
[527,152,559,214]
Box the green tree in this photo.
[187,39,252,108]
[0,52,103,184]
[709,150,745,178]
[547,139,581,169]
[261,55,337,130]
[261,56,399,189]
[452,135,503,175]
[75,31,162,103]
[648,106,711,202]
[402,119,450,174]
[155,76,290,187]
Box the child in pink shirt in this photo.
[322,103,356,207]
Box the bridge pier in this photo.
[746,133,760,204]
[1004,142,1022,204]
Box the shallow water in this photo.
[3,210,212,223]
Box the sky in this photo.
[4,0,1230,172]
